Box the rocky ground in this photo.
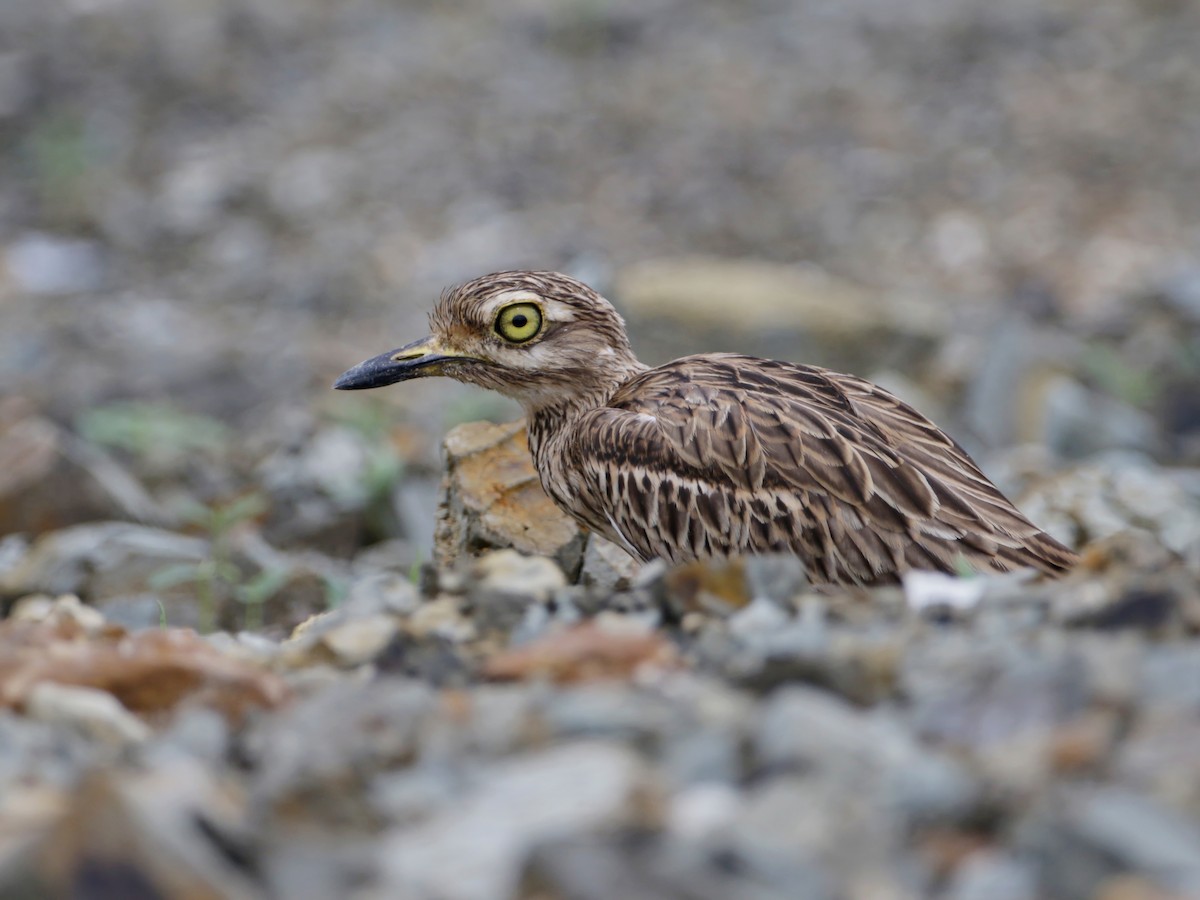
[2,0,1200,898]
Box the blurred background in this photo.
[2,0,1200,625]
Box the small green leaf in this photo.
[237,568,290,607]
[148,562,204,590]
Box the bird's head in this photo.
[333,271,644,410]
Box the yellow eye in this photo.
[494,302,543,344]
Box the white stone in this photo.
[379,741,646,900]
[902,570,987,613]
[25,682,152,746]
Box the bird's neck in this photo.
[525,359,647,459]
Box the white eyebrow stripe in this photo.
[482,290,577,323]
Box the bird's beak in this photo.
[333,336,472,390]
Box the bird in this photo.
[334,270,1078,586]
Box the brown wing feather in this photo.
[560,354,1077,585]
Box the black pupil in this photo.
[511,314,528,328]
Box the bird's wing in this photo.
[563,354,1076,584]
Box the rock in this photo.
[0,51,32,118]
[615,257,944,374]
[1036,376,1163,460]
[465,549,569,636]
[0,398,164,538]
[279,568,419,669]
[942,851,1038,900]
[472,549,566,602]
[578,534,640,594]
[1017,789,1200,899]
[755,686,978,829]
[283,609,400,669]
[0,601,288,724]
[406,596,475,644]
[1014,457,1200,559]
[9,593,107,635]
[24,682,152,747]
[342,569,420,616]
[483,620,678,684]
[4,764,259,900]
[666,782,741,840]
[377,741,653,900]
[314,614,399,668]
[258,422,403,556]
[434,420,586,578]
[709,605,904,705]
[519,832,829,900]
[660,558,756,616]
[3,232,106,296]
[0,521,211,625]
[902,570,989,615]
[246,678,436,820]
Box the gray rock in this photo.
[0,400,165,540]
[755,686,978,828]
[615,258,943,376]
[520,832,832,900]
[579,534,640,594]
[1019,788,1200,899]
[247,679,437,818]
[0,521,209,607]
[377,741,649,900]
[4,232,106,296]
[542,684,687,744]
[943,852,1037,900]
[11,762,260,900]
[0,51,32,118]
[258,424,395,555]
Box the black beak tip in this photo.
[331,369,362,391]
[331,354,396,391]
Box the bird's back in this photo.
[547,354,1077,585]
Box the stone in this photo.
[4,232,106,296]
[755,686,978,829]
[0,521,210,624]
[483,620,678,684]
[666,782,741,840]
[246,679,437,817]
[614,258,943,375]
[377,741,652,900]
[281,569,417,668]
[434,420,586,577]
[23,683,152,747]
[527,830,834,900]
[712,609,904,705]
[578,534,640,594]
[0,398,164,538]
[258,423,402,556]
[903,570,988,614]
[942,851,1037,900]
[7,764,259,900]
[471,549,567,602]
[0,610,288,724]
[1018,789,1200,899]
[314,614,399,668]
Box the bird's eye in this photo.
[494,302,543,344]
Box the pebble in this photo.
[377,741,649,900]
[4,233,106,296]
[24,682,152,746]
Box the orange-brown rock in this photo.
[433,420,585,577]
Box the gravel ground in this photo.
[1,2,1200,898]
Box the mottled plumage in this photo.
[335,271,1077,585]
